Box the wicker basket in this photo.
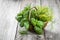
[29,21,48,33]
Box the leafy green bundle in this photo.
[15,5,53,35]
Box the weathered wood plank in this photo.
[0,0,21,40]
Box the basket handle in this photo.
[28,7,37,21]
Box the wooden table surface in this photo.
[0,0,60,40]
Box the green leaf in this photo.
[20,18,28,27]
[16,4,31,17]
[15,16,22,22]
[24,4,31,11]
[36,21,44,28]
[19,30,27,35]
[24,21,29,30]
[20,21,24,27]
[31,18,36,26]
[34,26,43,35]
[35,5,53,21]
[22,10,29,18]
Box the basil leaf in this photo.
[24,21,29,30]
[34,26,43,35]
[19,30,27,35]
[37,21,44,28]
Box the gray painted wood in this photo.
[0,0,60,40]
[0,0,20,40]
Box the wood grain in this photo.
[0,0,20,40]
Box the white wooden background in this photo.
[0,0,60,40]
